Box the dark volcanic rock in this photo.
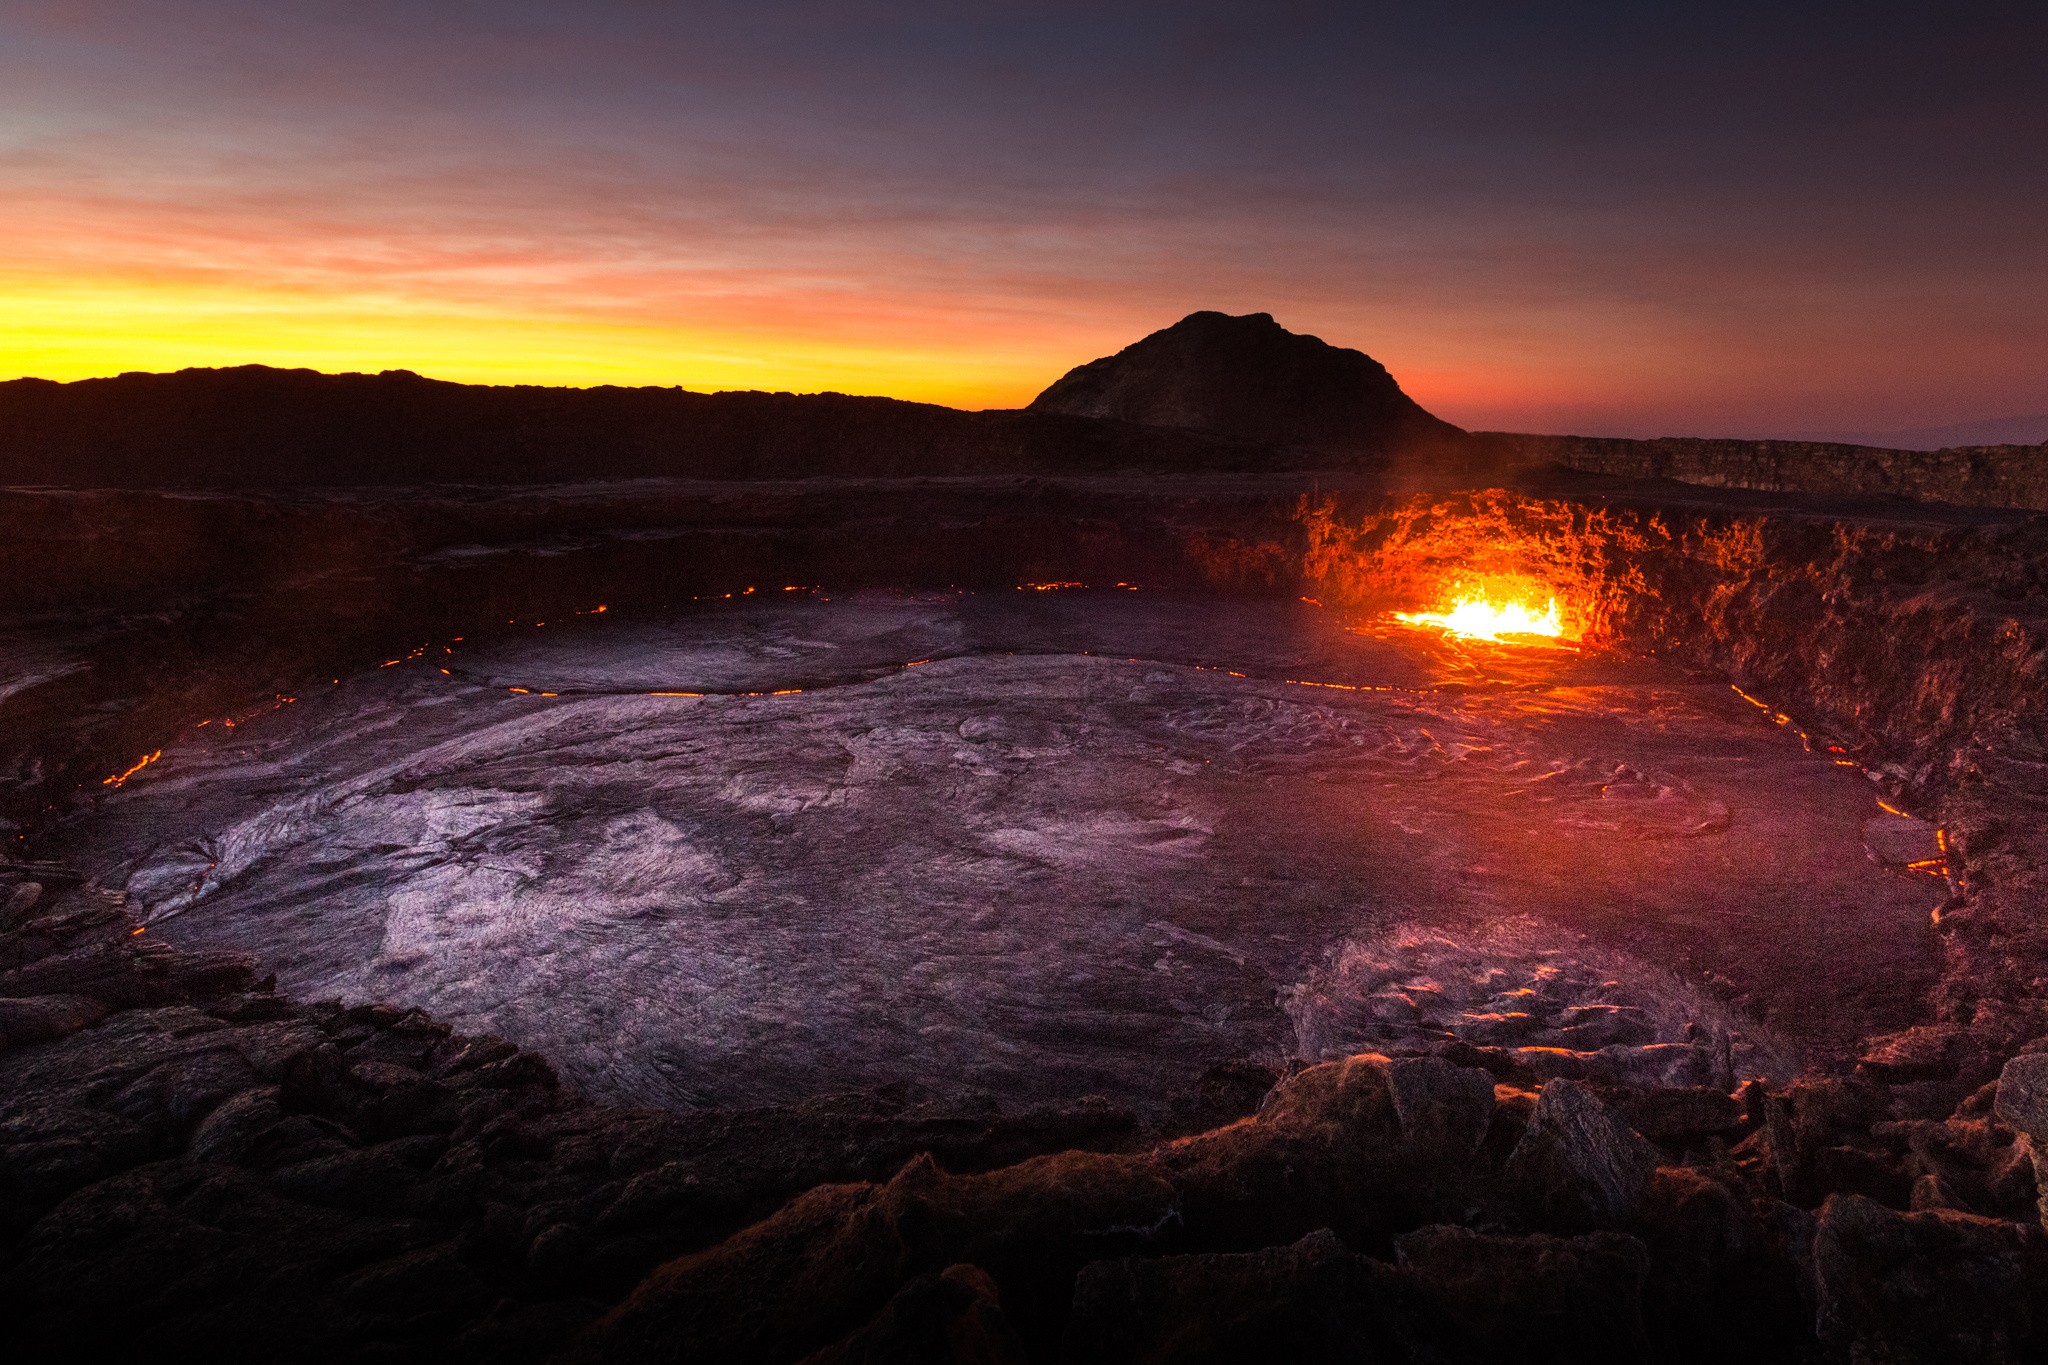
[1067,1223,1656,1364]
[1633,1167,1810,1360]
[1502,1079,1661,1230]
[1063,1228,1423,1365]
[1393,1224,1652,1362]
[1994,1053,2048,1141]
[0,994,107,1049]
[1028,311,1463,456]
[800,1263,1028,1365]
[1813,1193,2045,1363]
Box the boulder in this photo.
[1157,1054,1416,1246]
[1858,1024,1968,1083]
[0,1103,152,1238]
[186,1086,288,1165]
[1993,1055,2048,1233]
[0,993,108,1050]
[1503,1079,1660,1229]
[1994,1053,2048,1141]
[1633,1166,1808,1357]
[1598,1085,1746,1146]
[2,879,43,926]
[1382,1055,1497,1163]
[268,1143,427,1215]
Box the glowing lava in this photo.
[1395,595,1565,642]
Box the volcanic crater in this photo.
[7,314,2048,1363]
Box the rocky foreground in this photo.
[5,856,2048,1363]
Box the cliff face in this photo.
[1028,311,1464,456]
[1490,431,2048,512]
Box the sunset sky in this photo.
[3,1,2044,436]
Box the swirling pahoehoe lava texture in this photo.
[68,592,1937,1112]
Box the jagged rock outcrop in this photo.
[1028,312,1464,457]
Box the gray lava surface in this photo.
[63,592,1940,1113]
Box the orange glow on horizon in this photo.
[0,271,1073,407]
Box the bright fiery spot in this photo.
[103,749,163,787]
[1395,596,1565,642]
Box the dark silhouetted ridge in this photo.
[0,364,1295,488]
[1028,311,1463,454]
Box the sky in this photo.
[2,1,2045,437]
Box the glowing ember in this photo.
[102,749,163,788]
[1395,595,1565,642]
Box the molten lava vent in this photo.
[1394,589,1569,643]
[1299,490,1643,644]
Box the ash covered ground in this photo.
[63,591,1940,1115]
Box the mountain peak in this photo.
[1026,311,1460,452]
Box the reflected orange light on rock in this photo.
[1297,492,1645,647]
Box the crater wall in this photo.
[1489,431,2048,512]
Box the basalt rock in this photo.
[1632,1167,1808,1361]
[1501,1079,1661,1230]
[0,875,1187,1362]
[1994,1053,2048,1141]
